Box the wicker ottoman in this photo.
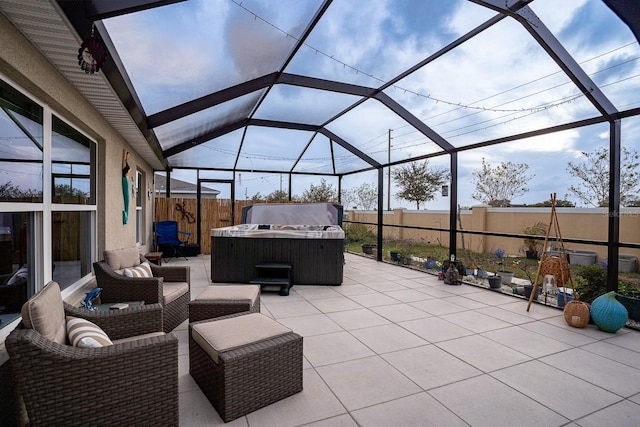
[189,285,260,322]
[189,312,303,422]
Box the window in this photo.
[0,212,34,326]
[0,76,98,331]
[0,79,43,202]
[52,116,95,205]
[51,114,96,290]
[51,211,93,288]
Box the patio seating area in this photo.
[175,252,640,426]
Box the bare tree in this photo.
[567,146,640,207]
[392,160,449,209]
[301,178,338,203]
[471,158,533,207]
[356,182,379,210]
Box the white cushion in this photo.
[123,262,152,278]
[21,281,66,344]
[104,246,141,270]
[66,316,113,347]
[163,281,189,305]
[195,285,259,303]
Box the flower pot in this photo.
[557,287,574,308]
[361,244,376,255]
[497,270,514,285]
[525,250,538,260]
[524,284,541,300]
[424,259,437,269]
[616,290,640,322]
[390,251,401,263]
[617,255,638,273]
[465,268,475,276]
[488,276,502,289]
[568,250,597,266]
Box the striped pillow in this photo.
[123,261,152,278]
[66,316,113,347]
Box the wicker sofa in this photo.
[93,246,190,333]
[5,281,179,427]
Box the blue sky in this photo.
[103,0,640,209]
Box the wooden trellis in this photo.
[527,193,575,311]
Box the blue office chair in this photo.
[155,220,192,262]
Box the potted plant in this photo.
[361,243,376,255]
[424,258,438,269]
[488,274,502,289]
[616,281,640,322]
[493,248,514,285]
[513,259,541,300]
[522,222,546,260]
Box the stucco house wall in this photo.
[0,12,155,255]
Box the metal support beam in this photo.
[608,120,622,292]
[375,92,455,153]
[449,153,458,259]
[377,168,384,262]
[163,119,249,158]
[319,128,381,168]
[147,73,279,129]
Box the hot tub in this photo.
[210,204,345,286]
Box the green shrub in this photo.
[344,223,376,243]
[574,264,608,303]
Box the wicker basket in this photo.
[563,300,590,328]
[540,255,571,287]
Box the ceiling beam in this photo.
[278,73,376,97]
[375,92,455,153]
[163,118,250,158]
[319,128,380,168]
[147,73,279,128]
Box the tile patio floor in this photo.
[173,253,640,426]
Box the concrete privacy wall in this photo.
[348,206,640,262]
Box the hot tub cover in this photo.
[211,223,344,239]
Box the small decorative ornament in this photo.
[590,291,628,333]
[563,300,590,328]
[78,25,107,74]
[82,287,102,310]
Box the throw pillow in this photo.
[123,261,152,278]
[66,316,113,347]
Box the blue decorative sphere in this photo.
[590,291,628,333]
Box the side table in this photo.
[145,251,163,266]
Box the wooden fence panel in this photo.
[154,198,257,255]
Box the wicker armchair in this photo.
[93,246,190,332]
[5,281,179,427]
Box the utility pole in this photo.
[387,129,392,211]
